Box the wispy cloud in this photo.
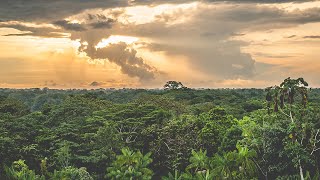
[304,35,320,39]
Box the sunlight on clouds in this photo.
[0,28,22,36]
[95,35,139,49]
[0,21,57,29]
[120,2,198,25]
[0,34,139,88]
[66,2,198,26]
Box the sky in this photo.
[1,0,320,89]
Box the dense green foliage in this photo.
[0,78,319,179]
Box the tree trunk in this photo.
[299,161,304,180]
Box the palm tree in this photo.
[266,77,309,114]
[186,149,209,173]
[106,148,153,180]
[279,77,308,106]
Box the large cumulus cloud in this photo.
[110,3,320,79]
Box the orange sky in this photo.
[0,1,320,88]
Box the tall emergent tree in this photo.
[164,81,186,90]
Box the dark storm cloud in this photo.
[206,0,312,2]
[53,20,86,31]
[94,43,156,81]
[0,0,315,23]
[89,19,115,29]
[215,6,320,26]
[85,14,117,29]
[79,41,157,81]
[130,0,312,5]
[0,0,128,23]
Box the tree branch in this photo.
[311,129,320,155]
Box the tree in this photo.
[106,148,153,180]
[199,107,237,154]
[162,170,185,180]
[264,77,319,180]
[265,77,309,113]
[186,149,209,173]
[52,166,93,180]
[4,160,44,180]
[220,125,243,152]
[164,81,186,90]
[0,98,29,116]
[211,151,238,179]
[236,145,257,178]
[54,142,72,169]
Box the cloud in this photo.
[116,3,320,79]
[90,81,101,86]
[0,0,128,23]
[131,0,312,5]
[0,0,315,23]
[80,41,157,81]
[304,35,320,38]
[206,5,320,29]
[254,52,296,59]
[2,1,320,87]
[0,22,66,38]
[286,35,297,38]
[90,19,115,29]
[53,20,86,31]
[4,3,320,38]
[146,41,255,78]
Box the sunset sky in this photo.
[1,0,320,88]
